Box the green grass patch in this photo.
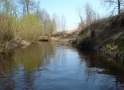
[77,34,84,39]
[72,43,77,48]
[106,44,111,49]
[106,43,114,50]
[117,44,124,52]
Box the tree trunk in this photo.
[118,0,120,14]
[26,2,29,13]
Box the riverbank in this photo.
[0,30,75,54]
[73,14,124,63]
[1,14,124,63]
[51,30,78,43]
[0,36,31,54]
[45,21,124,63]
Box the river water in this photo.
[0,42,124,90]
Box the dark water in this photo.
[0,42,124,90]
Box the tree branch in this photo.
[104,0,118,4]
[110,6,118,16]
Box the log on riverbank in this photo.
[38,36,50,41]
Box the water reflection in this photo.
[78,50,124,90]
[0,52,14,90]
[0,42,124,90]
[13,42,55,70]
[0,52,14,72]
[0,42,55,90]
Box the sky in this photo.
[35,0,109,30]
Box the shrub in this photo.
[0,13,15,44]
[18,13,42,41]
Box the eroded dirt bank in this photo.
[73,14,124,63]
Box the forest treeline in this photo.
[0,0,57,45]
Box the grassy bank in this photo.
[74,14,124,63]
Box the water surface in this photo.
[0,42,124,90]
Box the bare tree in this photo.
[84,3,95,25]
[61,15,67,31]
[0,0,14,14]
[35,1,41,17]
[102,0,124,15]
[76,3,100,31]
[51,13,57,31]
[75,6,83,23]
[18,0,35,15]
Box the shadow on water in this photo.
[77,50,124,90]
[0,52,15,90]
[0,42,124,90]
[80,50,124,76]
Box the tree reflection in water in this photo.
[0,42,55,90]
[0,42,124,90]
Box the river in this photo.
[0,42,124,90]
